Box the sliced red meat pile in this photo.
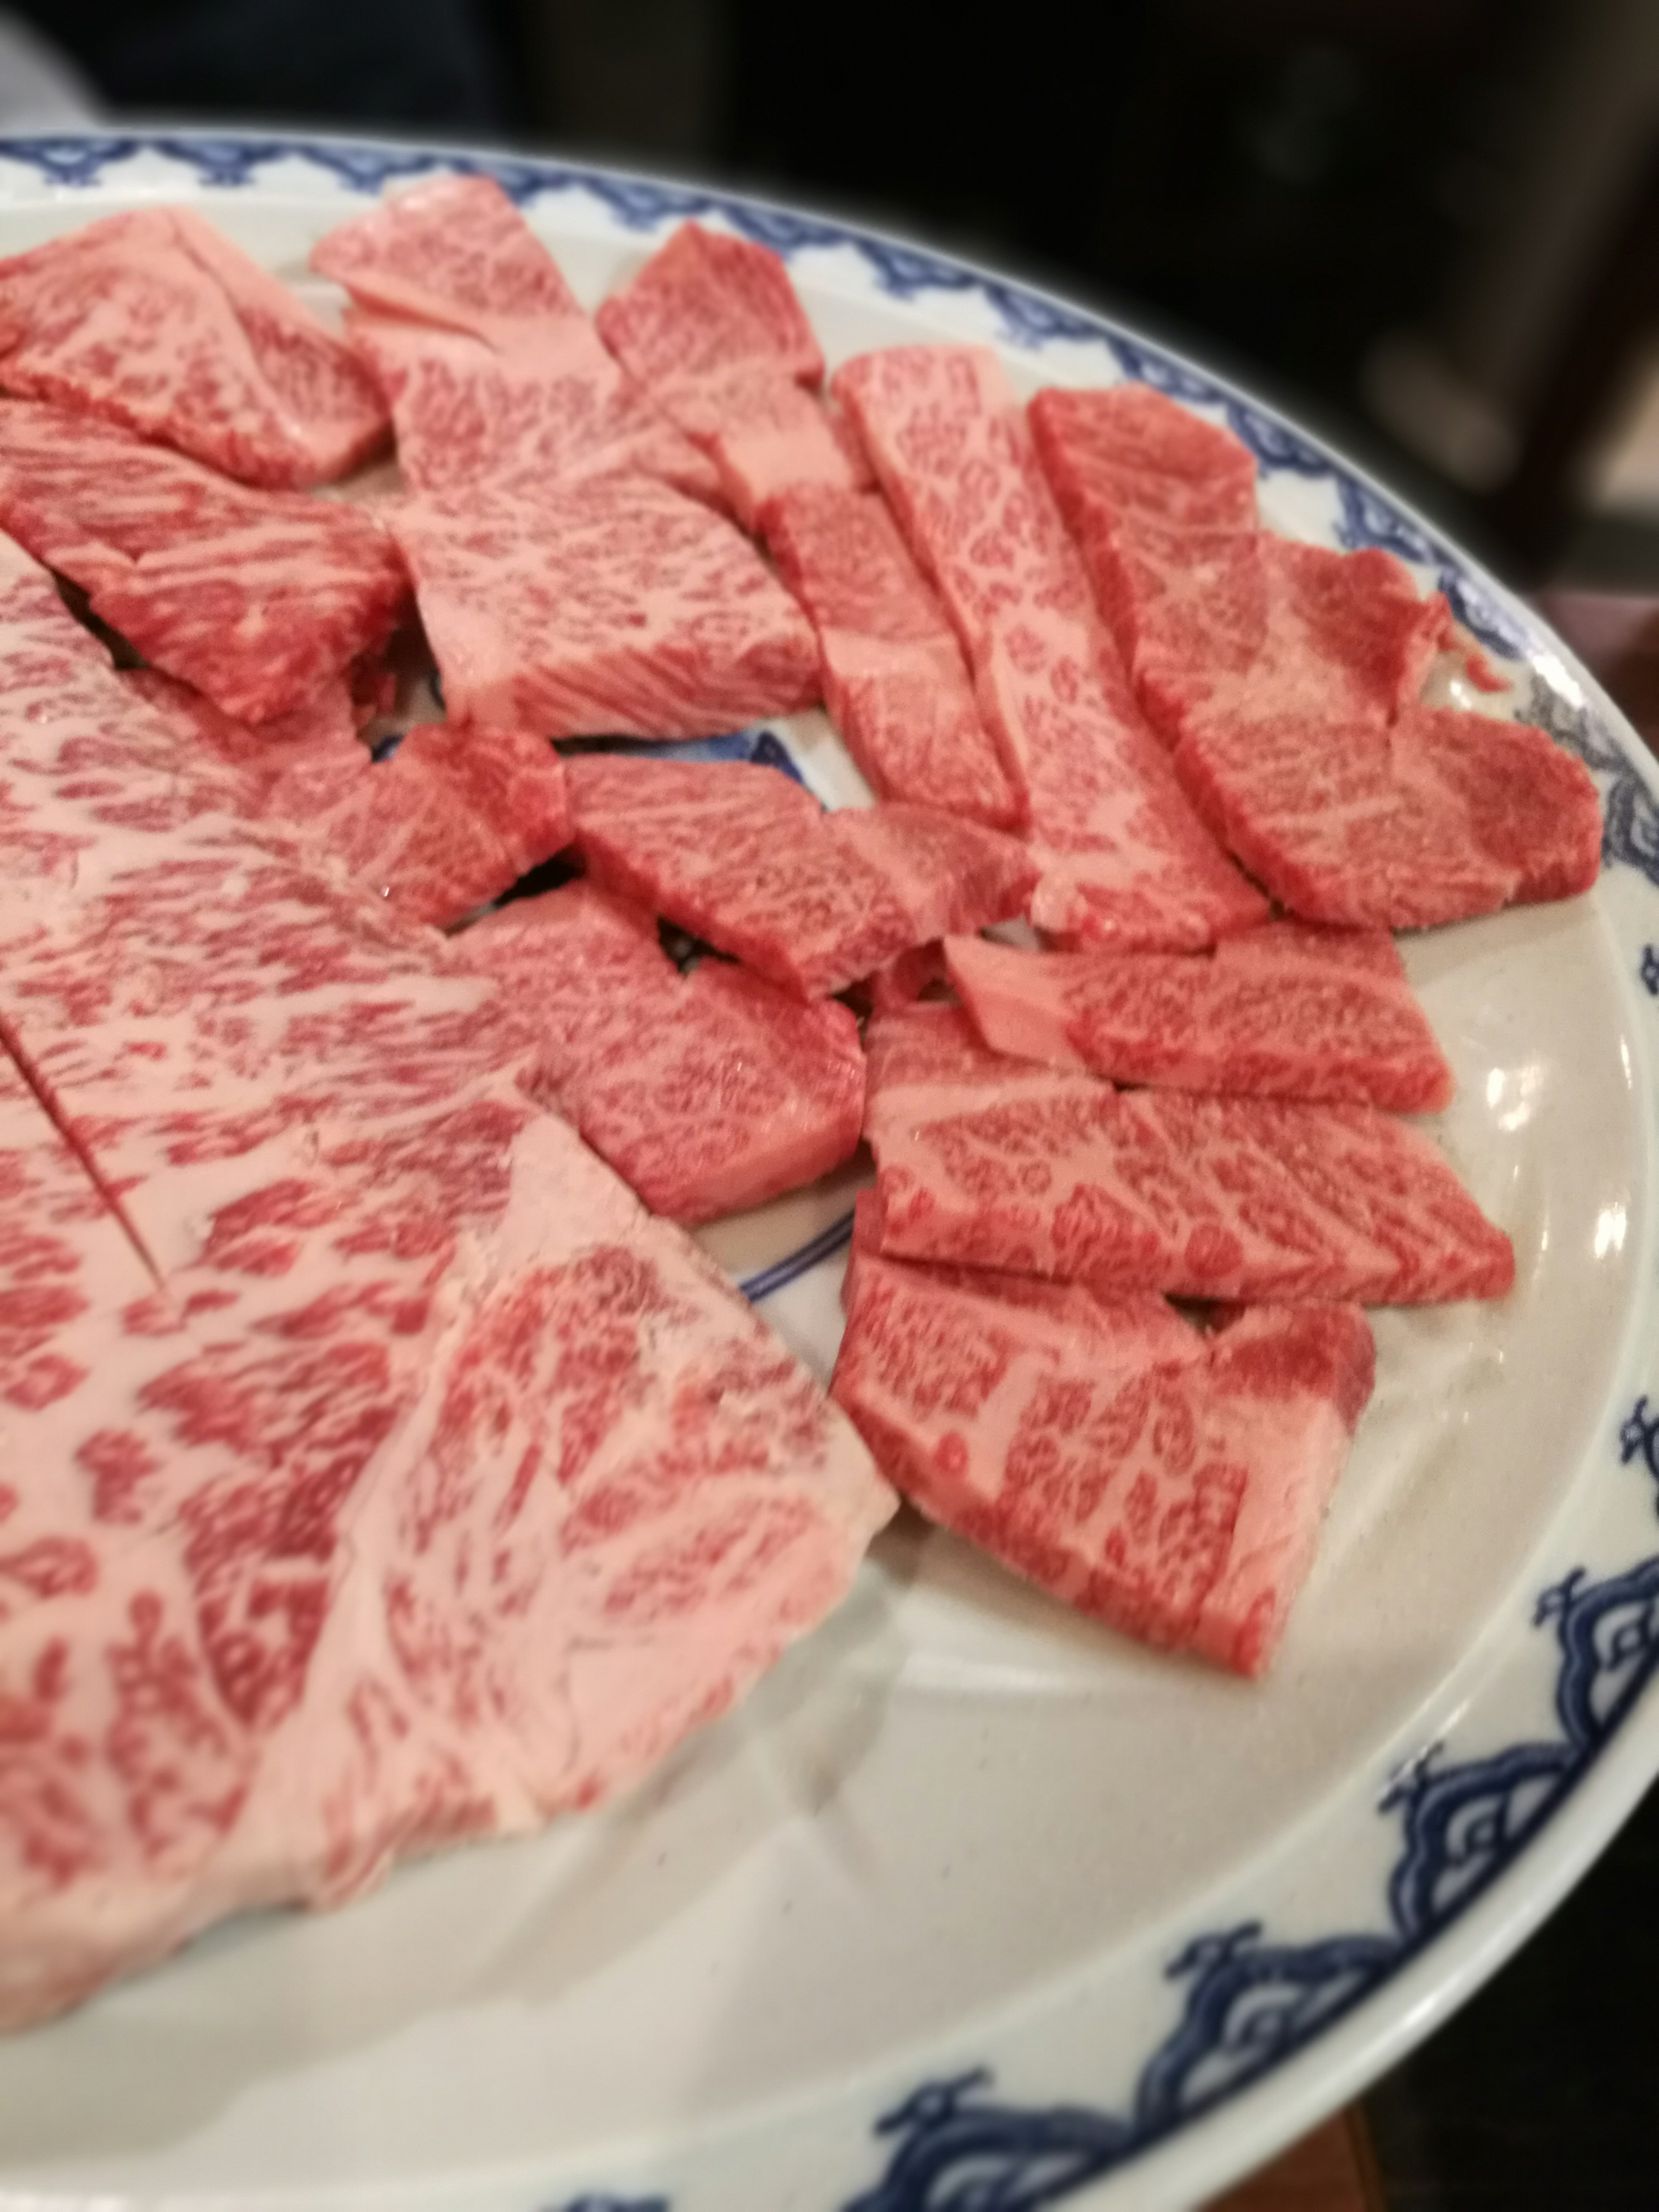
[765,483,1024,829]
[595,220,869,529]
[832,1245,1374,1675]
[386,470,820,737]
[861,1004,1513,1304]
[566,753,1038,997]
[456,882,864,1220]
[0,397,409,723]
[0,205,388,487]
[0,525,893,2028]
[830,344,1268,951]
[311,175,718,503]
[945,920,1454,1111]
[1029,382,1603,927]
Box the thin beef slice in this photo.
[311,177,720,502]
[861,1006,1513,1304]
[595,220,866,528]
[831,1249,1375,1675]
[830,344,1267,950]
[0,205,388,487]
[945,921,1454,1111]
[0,397,410,723]
[566,753,1037,997]
[386,473,820,737]
[457,882,865,1219]
[764,483,1024,828]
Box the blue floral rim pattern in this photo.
[5,132,1656,2212]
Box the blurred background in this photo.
[4,4,1659,2204]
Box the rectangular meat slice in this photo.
[0,205,388,487]
[764,484,1025,829]
[831,1247,1375,1674]
[312,177,721,503]
[1027,383,1602,926]
[594,220,867,528]
[862,1006,1513,1304]
[566,753,1037,997]
[456,882,865,1220]
[386,473,821,737]
[0,530,896,2028]
[830,345,1268,950]
[945,921,1455,1111]
[0,398,409,723]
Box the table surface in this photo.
[1205,588,1659,2212]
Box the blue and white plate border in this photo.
[3,133,1659,2212]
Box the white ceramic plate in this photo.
[2,133,1658,2212]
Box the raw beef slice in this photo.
[0,205,388,487]
[0,531,896,2025]
[831,345,1267,950]
[387,473,820,737]
[945,921,1455,1111]
[312,176,720,503]
[0,398,409,723]
[764,483,1025,829]
[566,753,1037,998]
[861,1007,1513,1304]
[831,1248,1375,1674]
[456,882,866,1220]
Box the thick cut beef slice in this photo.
[832,1249,1374,1674]
[313,178,718,502]
[0,206,388,488]
[946,921,1454,1111]
[387,474,820,737]
[832,345,1266,950]
[566,754,1035,997]
[458,882,865,1219]
[596,221,867,528]
[764,483,1024,828]
[0,399,409,723]
[118,664,362,775]
[862,1005,1512,1304]
[0,536,895,2026]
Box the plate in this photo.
[1,132,1658,2212]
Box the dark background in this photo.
[9,4,1659,2201]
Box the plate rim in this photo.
[0,127,1657,2212]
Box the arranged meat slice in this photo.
[386,473,820,736]
[0,531,895,2028]
[311,176,719,503]
[763,484,1024,829]
[1029,382,1602,926]
[945,921,1455,1111]
[862,1006,1513,1304]
[595,220,868,528]
[0,398,409,723]
[831,345,1267,950]
[457,883,864,1219]
[566,753,1037,997]
[1175,701,1604,929]
[832,1248,1375,1675]
[0,206,388,487]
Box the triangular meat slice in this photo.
[831,345,1267,950]
[946,921,1454,1110]
[457,882,865,1220]
[311,177,719,503]
[0,398,409,723]
[764,484,1024,829]
[0,206,388,487]
[831,1247,1374,1675]
[386,474,820,737]
[862,1006,1513,1303]
[595,220,869,528]
[566,754,1036,997]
